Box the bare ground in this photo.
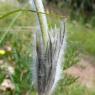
[65,54,95,88]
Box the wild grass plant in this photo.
[0,1,95,95]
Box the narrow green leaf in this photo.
[0,11,22,45]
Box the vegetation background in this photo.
[0,0,95,95]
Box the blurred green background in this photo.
[0,0,95,95]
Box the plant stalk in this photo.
[33,0,49,46]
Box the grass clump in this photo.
[67,21,95,56]
[1,2,95,95]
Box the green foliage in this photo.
[54,82,95,95]
[1,1,95,95]
[0,2,79,95]
[64,42,79,70]
[0,29,33,94]
[64,83,95,95]
[67,21,95,56]
[0,3,36,28]
[0,3,34,94]
[46,0,95,26]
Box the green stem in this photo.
[33,0,49,46]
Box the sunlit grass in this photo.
[53,81,95,95]
[0,2,95,95]
[67,21,95,56]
